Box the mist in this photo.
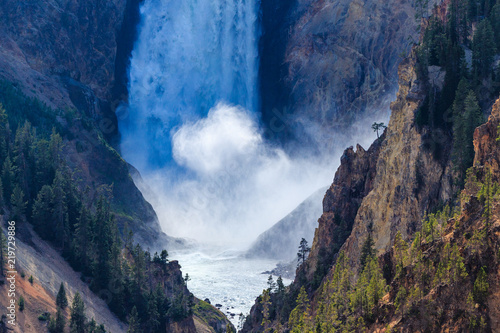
[119,0,392,250]
[126,100,390,249]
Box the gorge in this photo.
[115,0,420,324]
[7,0,500,331]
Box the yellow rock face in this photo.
[337,54,455,270]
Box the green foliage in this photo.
[472,19,497,80]
[28,275,33,284]
[468,228,486,254]
[297,238,311,267]
[0,75,187,333]
[127,306,140,333]
[10,185,26,221]
[473,267,489,304]
[446,243,468,284]
[0,80,66,136]
[371,122,386,138]
[394,287,407,314]
[48,309,65,333]
[288,286,310,332]
[56,283,68,309]
[306,251,386,332]
[393,231,408,277]
[38,312,50,321]
[277,276,285,294]
[478,167,498,226]
[70,292,86,333]
[261,289,272,332]
[491,3,500,49]
[452,83,483,180]
[87,318,106,333]
[18,295,24,311]
[0,230,6,277]
[350,257,387,321]
[267,275,276,292]
[360,234,375,270]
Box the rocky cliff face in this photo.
[299,54,456,284]
[0,0,124,112]
[0,0,175,250]
[242,50,462,332]
[260,0,421,145]
[339,55,455,269]
[303,136,384,283]
[474,98,500,180]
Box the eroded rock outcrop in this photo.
[473,98,500,179]
[338,55,455,270]
[304,136,384,282]
[260,0,422,145]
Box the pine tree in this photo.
[12,122,36,201]
[452,78,471,177]
[184,273,191,287]
[365,257,387,313]
[2,156,14,204]
[146,292,161,332]
[93,197,113,291]
[51,170,69,249]
[10,185,26,221]
[393,231,408,276]
[462,91,483,164]
[260,290,272,332]
[87,319,98,333]
[491,3,500,49]
[0,104,9,163]
[453,89,483,178]
[49,308,66,333]
[18,295,24,311]
[32,185,54,239]
[473,267,489,304]
[276,276,285,294]
[447,243,468,284]
[70,292,86,333]
[127,306,140,333]
[472,19,497,80]
[360,234,375,269]
[395,287,407,314]
[267,275,276,292]
[297,238,311,267]
[56,309,66,333]
[56,283,68,309]
[87,318,106,333]
[289,286,310,332]
[0,230,6,276]
[72,205,92,272]
[479,168,496,227]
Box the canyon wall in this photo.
[260,0,422,146]
[0,0,175,249]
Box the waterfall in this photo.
[119,0,337,245]
[120,0,260,171]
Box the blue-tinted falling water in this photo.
[120,0,260,172]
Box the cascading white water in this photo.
[121,0,260,171]
[118,0,372,246]
[118,0,388,322]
